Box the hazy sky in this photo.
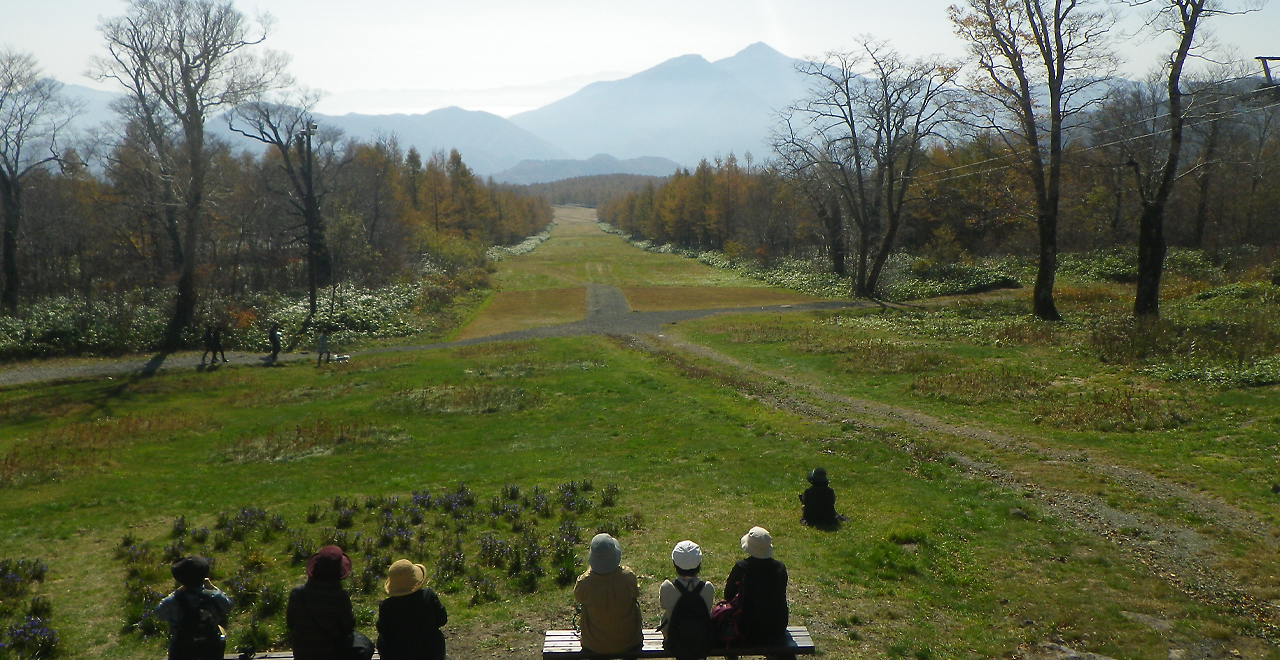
[4,0,1277,116]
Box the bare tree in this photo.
[951,0,1117,320]
[1126,0,1261,317]
[229,90,344,322]
[0,48,79,311]
[776,40,960,297]
[94,0,289,346]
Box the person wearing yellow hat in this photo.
[376,559,448,660]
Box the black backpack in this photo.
[663,579,715,660]
[169,591,225,660]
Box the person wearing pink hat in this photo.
[724,527,792,658]
[375,559,448,660]
[286,545,371,660]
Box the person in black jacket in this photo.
[798,467,839,526]
[376,559,448,660]
[287,545,362,660]
[724,526,792,659]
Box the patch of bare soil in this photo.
[633,334,1280,644]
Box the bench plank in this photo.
[542,626,815,659]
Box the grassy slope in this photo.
[1,208,1277,659]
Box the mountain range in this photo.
[59,42,810,182]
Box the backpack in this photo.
[663,579,715,660]
[170,591,225,660]
[709,582,744,646]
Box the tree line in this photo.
[604,0,1278,319]
[0,0,551,347]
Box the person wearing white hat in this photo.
[573,534,643,654]
[724,527,792,656]
[658,540,716,638]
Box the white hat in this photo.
[671,540,702,570]
[741,526,773,559]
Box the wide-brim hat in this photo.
[384,559,427,597]
[671,540,702,571]
[741,526,773,559]
[588,533,622,574]
[306,545,352,580]
[171,556,210,589]
[807,467,828,486]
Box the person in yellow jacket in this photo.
[573,533,643,654]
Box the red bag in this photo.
[709,587,744,645]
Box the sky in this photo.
[4,0,1278,116]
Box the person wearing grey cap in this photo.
[724,527,792,658]
[573,533,643,654]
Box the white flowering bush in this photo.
[598,221,1022,301]
[486,225,555,262]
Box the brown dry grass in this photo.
[456,288,586,340]
[621,286,826,312]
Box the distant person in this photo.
[724,527,791,657]
[799,467,840,526]
[200,326,216,365]
[376,559,448,660]
[316,331,331,366]
[286,545,373,660]
[213,325,227,363]
[574,533,643,655]
[659,540,715,660]
[155,556,232,660]
[268,323,282,363]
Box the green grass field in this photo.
[1,207,1278,660]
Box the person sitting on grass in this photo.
[724,526,793,659]
[286,545,373,660]
[659,540,716,660]
[798,467,842,526]
[376,559,448,660]
[574,533,643,655]
[155,556,232,660]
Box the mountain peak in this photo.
[715,42,790,66]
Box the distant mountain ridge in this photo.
[492,154,681,185]
[55,42,813,180]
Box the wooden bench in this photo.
[542,626,815,659]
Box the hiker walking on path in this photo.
[200,326,217,365]
[316,331,332,366]
[212,326,227,363]
[268,323,282,363]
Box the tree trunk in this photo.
[0,176,20,312]
[166,121,205,347]
[1133,202,1166,316]
[1033,210,1062,321]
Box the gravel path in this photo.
[0,284,865,388]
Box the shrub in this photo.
[6,617,59,658]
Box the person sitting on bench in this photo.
[573,533,642,655]
[725,527,793,659]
